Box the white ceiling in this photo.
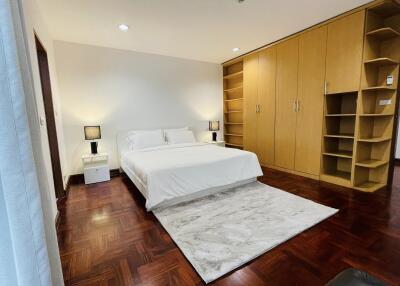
[37,0,372,63]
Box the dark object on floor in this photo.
[326,268,387,286]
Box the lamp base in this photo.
[90,142,98,154]
[212,132,217,142]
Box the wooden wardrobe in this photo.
[244,26,327,177]
[243,48,276,166]
[222,0,400,192]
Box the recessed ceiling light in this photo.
[118,24,129,31]
[232,47,240,52]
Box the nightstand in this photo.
[206,141,225,147]
[81,153,110,184]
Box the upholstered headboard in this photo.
[116,130,132,167]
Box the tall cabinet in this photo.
[243,48,277,166]
[243,54,259,153]
[274,28,327,176]
[257,48,277,166]
[275,37,299,170]
[295,26,327,176]
[223,0,400,192]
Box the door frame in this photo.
[34,34,65,199]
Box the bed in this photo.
[117,131,263,210]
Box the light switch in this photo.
[379,99,391,106]
[39,116,46,126]
[387,75,394,85]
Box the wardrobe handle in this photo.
[255,104,258,113]
[324,81,328,95]
[293,100,297,112]
[258,104,261,113]
[297,100,301,112]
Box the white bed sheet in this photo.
[120,143,263,210]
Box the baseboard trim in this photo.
[261,164,320,180]
[68,173,84,185]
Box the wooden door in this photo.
[275,37,299,169]
[243,54,259,153]
[257,47,276,166]
[326,11,365,94]
[295,26,327,175]
[35,35,65,198]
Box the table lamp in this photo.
[209,120,220,142]
[84,126,101,154]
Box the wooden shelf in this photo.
[322,170,351,181]
[224,110,242,113]
[325,114,356,117]
[224,122,243,125]
[224,98,243,102]
[353,181,386,192]
[323,151,353,159]
[356,159,388,168]
[224,133,243,137]
[366,27,400,40]
[324,134,354,139]
[364,57,399,66]
[224,86,243,93]
[325,90,358,96]
[223,71,243,80]
[225,142,243,148]
[359,113,394,117]
[358,136,391,143]
[368,1,400,17]
[362,86,397,92]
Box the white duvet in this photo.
[121,143,263,210]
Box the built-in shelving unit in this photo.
[220,0,399,193]
[352,0,400,192]
[321,91,358,187]
[223,61,244,149]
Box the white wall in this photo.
[54,41,223,175]
[21,0,68,218]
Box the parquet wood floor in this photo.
[57,167,400,285]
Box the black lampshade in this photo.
[84,126,101,140]
[209,121,220,131]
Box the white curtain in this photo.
[0,0,63,285]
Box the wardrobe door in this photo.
[295,26,327,175]
[325,11,365,94]
[275,37,299,170]
[243,54,259,154]
[257,47,276,166]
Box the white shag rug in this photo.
[153,181,338,283]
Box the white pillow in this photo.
[166,130,196,144]
[126,129,165,150]
[163,127,188,139]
